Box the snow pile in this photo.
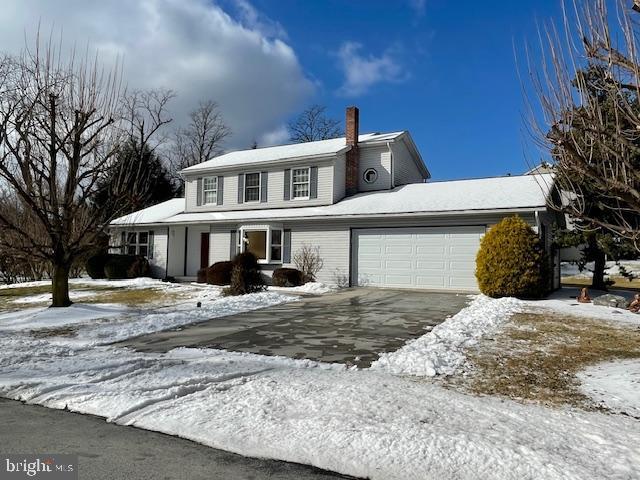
[370,295,523,376]
[269,282,334,295]
[578,360,640,418]
[11,290,100,304]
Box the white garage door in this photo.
[353,226,485,291]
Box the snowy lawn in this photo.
[0,280,639,478]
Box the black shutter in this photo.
[283,229,292,263]
[230,230,237,259]
[237,174,244,204]
[217,176,224,205]
[310,166,318,199]
[196,177,203,206]
[260,172,268,203]
[120,231,126,254]
[284,169,291,200]
[148,231,154,260]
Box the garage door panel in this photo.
[354,227,483,291]
[385,244,413,255]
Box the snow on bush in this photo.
[370,295,522,376]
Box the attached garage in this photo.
[352,226,485,291]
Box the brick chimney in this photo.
[345,106,359,196]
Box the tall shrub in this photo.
[223,252,265,296]
[476,216,548,299]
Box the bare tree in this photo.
[0,35,157,306]
[171,100,230,189]
[288,104,343,143]
[524,0,640,248]
[293,244,324,282]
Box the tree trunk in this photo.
[591,250,608,291]
[51,263,72,307]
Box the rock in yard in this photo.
[592,294,628,308]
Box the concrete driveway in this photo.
[121,288,470,367]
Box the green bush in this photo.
[206,261,233,285]
[475,216,549,299]
[223,252,265,296]
[272,267,304,287]
[86,253,112,279]
[104,254,150,280]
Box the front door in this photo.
[200,232,210,269]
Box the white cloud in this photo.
[258,125,290,147]
[336,42,407,97]
[0,0,314,150]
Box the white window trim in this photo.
[238,225,283,264]
[202,176,218,205]
[243,172,261,203]
[290,166,311,200]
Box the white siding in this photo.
[284,223,351,285]
[167,226,186,277]
[357,144,392,191]
[333,152,346,202]
[184,160,336,213]
[210,226,233,263]
[392,139,426,186]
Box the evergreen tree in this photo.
[93,139,177,217]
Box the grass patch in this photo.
[0,282,185,311]
[82,287,184,307]
[454,312,640,409]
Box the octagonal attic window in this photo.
[363,168,378,184]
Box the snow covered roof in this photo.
[111,198,185,225]
[111,174,554,226]
[181,132,405,173]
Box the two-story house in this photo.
[111,107,561,291]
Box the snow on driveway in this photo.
[0,280,639,479]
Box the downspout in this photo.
[387,141,394,188]
[534,210,540,236]
[164,227,170,280]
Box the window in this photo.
[203,176,218,204]
[125,231,150,257]
[271,229,282,262]
[240,227,282,263]
[245,230,267,260]
[291,167,310,199]
[244,172,260,202]
[363,168,378,184]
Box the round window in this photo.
[363,168,378,184]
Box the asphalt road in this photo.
[0,398,350,480]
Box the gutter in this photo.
[180,150,349,176]
[110,206,548,228]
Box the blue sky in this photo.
[0,0,565,180]
[251,0,564,180]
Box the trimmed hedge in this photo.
[104,254,150,280]
[475,216,548,299]
[196,268,207,283]
[272,267,304,287]
[86,253,112,279]
[223,252,265,296]
[206,261,233,285]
